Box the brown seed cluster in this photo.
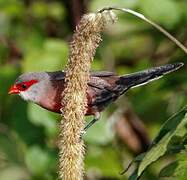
[59,11,117,180]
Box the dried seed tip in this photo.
[84,13,98,21]
[99,10,117,24]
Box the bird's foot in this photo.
[79,129,86,140]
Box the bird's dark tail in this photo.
[119,63,184,90]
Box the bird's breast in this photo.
[37,86,99,115]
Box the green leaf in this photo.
[159,153,187,179]
[160,160,187,179]
[137,107,187,176]
[159,161,178,177]
[127,106,187,179]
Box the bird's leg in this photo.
[84,112,100,132]
[80,112,100,138]
[84,118,99,132]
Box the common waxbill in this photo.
[9,63,184,131]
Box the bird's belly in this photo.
[38,89,106,116]
[38,100,101,116]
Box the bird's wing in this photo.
[48,70,121,107]
[47,71,65,81]
[87,75,121,107]
[91,71,116,77]
[48,71,116,81]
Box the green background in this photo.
[0,0,186,179]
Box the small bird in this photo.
[9,63,183,131]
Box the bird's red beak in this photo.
[8,85,20,94]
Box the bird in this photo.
[9,62,184,132]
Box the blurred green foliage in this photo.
[0,0,186,179]
[128,106,187,179]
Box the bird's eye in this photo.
[21,84,27,89]
[16,79,38,91]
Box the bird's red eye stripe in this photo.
[9,79,38,94]
[17,80,38,91]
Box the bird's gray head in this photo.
[9,72,51,103]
